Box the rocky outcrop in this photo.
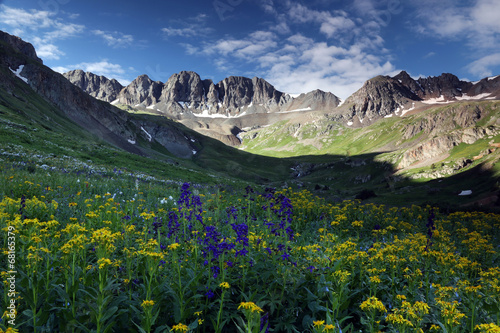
[213,76,291,114]
[161,71,205,105]
[468,75,500,98]
[118,74,163,106]
[402,103,483,140]
[63,69,123,103]
[339,71,499,126]
[343,75,419,121]
[216,76,254,110]
[394,71,473,100]
[137,121,196,159]
[0,31,43,64]
[399,126,499,169]
[251,77,290,110]
[65,69,293,116]
[286,89,340,111]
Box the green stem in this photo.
[470,300,476,333]
[170,251,183,321]
[32,288,37,333]
[216,291,226,333]
[71,254,77,318]
[96,269,106,333]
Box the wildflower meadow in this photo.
[1,158,500,333]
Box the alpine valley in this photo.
[1,30,500,209]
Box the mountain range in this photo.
[1,29,499,208]
[63,60,500,146]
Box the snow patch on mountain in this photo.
[9,65,28,84]
[422,95,453,104]
[193,110,247,118]
[455,93,492,101]
[277,107,312,114]
[141,127,152,142]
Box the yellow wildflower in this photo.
[238,301,264,313]
[219,282,230,289]
[313,320,325,327]
[360,296,387,313]
[141,300,155,308]
[171,323,189,332]
[168,243,180,250]
[475,323,500,333]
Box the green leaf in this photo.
[132,320,148,333]
[100,305,118,323]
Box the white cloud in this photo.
[190,1,396,99]
[0,5,53,28]
[423,52,435,59]
[471,0,500,31]
[52,60,131,85]
[200,31,279,60]
[319,14,356,38]
[466,53,500,78]
[162,27,199,38]
[93,30,134,48]
[412,0,500,77]
[161,13,213,38]
[260,0,276,14]
[196,25,395,99]
[264,41,396,98]
[286,3,356,39]
[0,4,84,41]
[0,4,84,61]
[32,38,65,60]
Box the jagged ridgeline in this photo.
[1,29,500,208]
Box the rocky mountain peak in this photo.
[285,89,340,111]
[343,75,418,121]
[393,71,474,101]
[119,73,163,106]
[413,73,472,100]
[162,71,204,104]
[216,76,254,110]
[0,31,43,64]
[63,70,123,103]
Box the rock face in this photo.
[286,89,341,111]
[65,70,297,118]
[343,75,419,122]
[399,127,499,169]
[63,70,123,103]
[119,74,163,106]
[397,103,499,169]
[162,71,205,104]
[468,75,500,97]
[394,71,473,100]
[341,71,500,125]
[0,31,43,64]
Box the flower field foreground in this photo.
[1,166,500,332]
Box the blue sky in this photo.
[1,0,500,99]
